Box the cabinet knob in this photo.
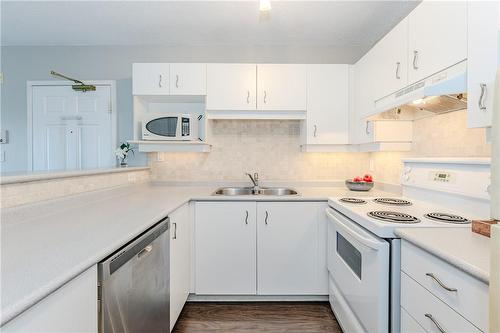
[263,91,267,104]
[247,91,250,104]
[313,125,317,137]
[245,210,249,225]
[412,50,419,70]
[264,211,269,225]
[395,62,401,79]
[158,74,163,88]
[479,83,487,110]
[176,74,179,88]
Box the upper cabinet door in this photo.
[132,63,170,95]
[467,1,499,128]
[257,64,307,111]
[371,17,409,100]
[306,64,349,144]
[169,63,207,96]
[206,64,257,110]
[408,1,467,83]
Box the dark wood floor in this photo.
[172,302,343,333]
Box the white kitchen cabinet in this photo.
[301,65,349,146]
[467,1,499,128]
[256,202,328,295]
[132,63,170,95]
[169,203,191,331]
[206,64,257,110]
[257,64,307,111]
[370,17,409,100]
[407,1,467,84]
[194,201,257,294]
[2,266,97,333]
[169,63,206,96]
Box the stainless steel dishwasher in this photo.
[98,218,170,333]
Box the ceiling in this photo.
[1,1,419,60]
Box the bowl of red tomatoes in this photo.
[345,174,374,191]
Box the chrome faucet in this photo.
[246,172,260,194]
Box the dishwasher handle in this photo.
[100,218,169,278]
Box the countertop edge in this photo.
[394,229,490,285]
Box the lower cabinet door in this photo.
[401,307,426,333]
[195,202,257,294]
[2,266,98,333]
[257,202,326,295]
[169,203,191,331]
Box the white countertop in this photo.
[0,182,392,326]
[395,228,491,284]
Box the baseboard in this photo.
[187,294,329,302]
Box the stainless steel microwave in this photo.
[142,114,197,141]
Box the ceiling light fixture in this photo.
[259,0,272,12]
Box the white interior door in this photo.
[31,85,114,171]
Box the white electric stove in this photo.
[325,158,491,333]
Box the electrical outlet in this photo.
[156,152,164,162]
[128,173,136,182]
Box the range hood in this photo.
[366,61,468,121]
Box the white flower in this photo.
[115,148,126,159]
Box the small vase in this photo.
[120,157,128,167]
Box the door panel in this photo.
[195,202,257,294]
[32,85,113,171]
[132,63,170,95]
[206,64,257,110]
[169,63,206,95]
[257,202,325,295]
[257,64,306,111]
[306,65,349,145]
[408,1,467,83]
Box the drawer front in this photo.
[401,241,488,331]
[401,307,426,333]
[401,272,482,333]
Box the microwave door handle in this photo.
[326,209,384,251]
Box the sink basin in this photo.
[213,187,254,196]
[259,187,298,196]
[212,187,298,196]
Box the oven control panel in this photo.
[429,171,455,183]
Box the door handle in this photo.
[424,314,446,333]
[158,74,163,88]
[172,222,177,239]
[245,210,249,225]
[412,50,419,70]
[425,273,457,292]
[137,245,153,258]
[479,83,487,110]
[395,62,401,79]
[264,211,269,225]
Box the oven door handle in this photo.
[326,209,385,251]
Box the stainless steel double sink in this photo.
[213,187,299,196]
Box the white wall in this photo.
[0,45,357,173]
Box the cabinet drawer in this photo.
[401,272,481,333]
[401,241,488,331]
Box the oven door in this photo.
[142,116,182,140]
[326,208,390,333]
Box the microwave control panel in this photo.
[181,117,190,136]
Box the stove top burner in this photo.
[424,212,471,224]
[368,211,421,224]
[340,198,367,204]
[373,198,412,206]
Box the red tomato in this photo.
[363,174,373,182]
[353,177,363,182]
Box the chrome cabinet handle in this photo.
[264,91,267,104]
[265,211,269,225]
[247,90,250,104]
[176,74,179,88]
[479,83,487,110]
[137,245,153,258]
[425,273,457,292]
[425,314,446,333]
[313,125,317,137]
[396,62,401,79]
[158,74,163,88]
[172,222,177,240]
[245,210,249,225]
[365,121,370,135]
[413,50,419,70]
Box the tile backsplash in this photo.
[150,120,371,182]
[151,110,491,186]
